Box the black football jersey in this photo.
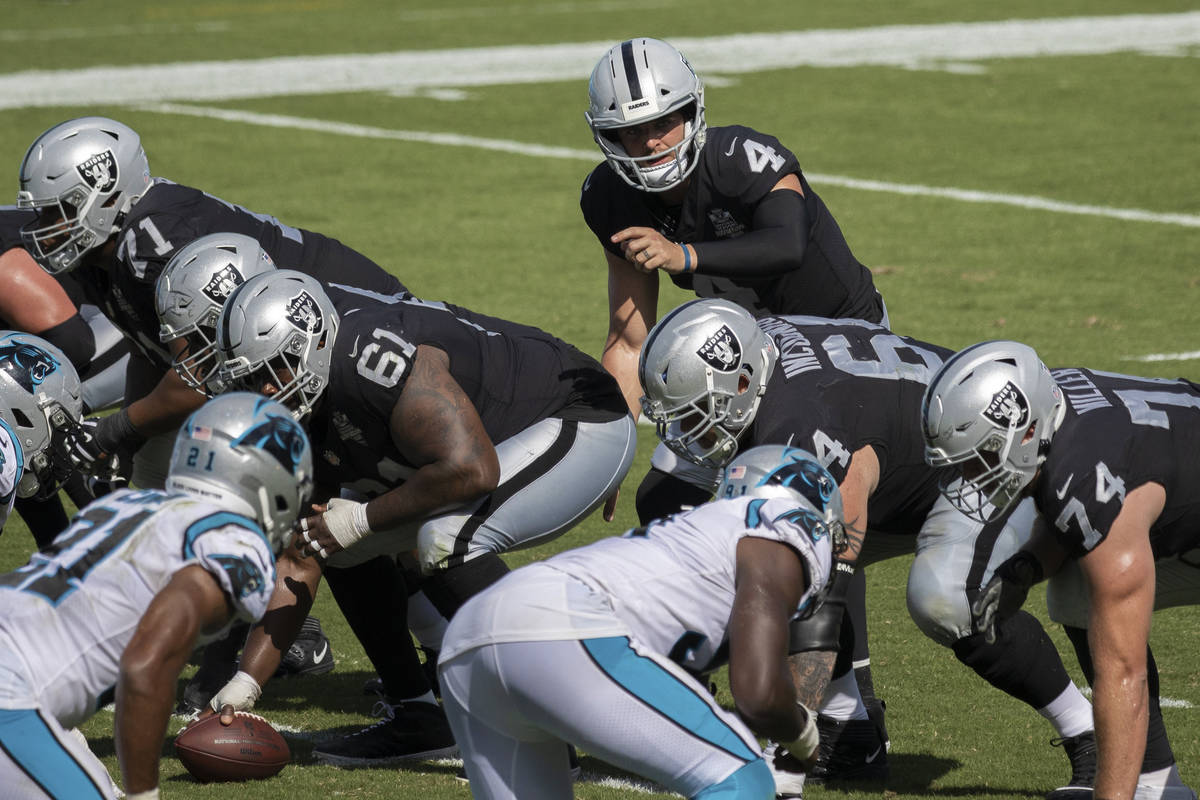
[580,125,882,322]
[1032,368,1200,558]
[747,316,953,536]
[74,180,410,369]
[311,290,627,495]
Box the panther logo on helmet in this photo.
[77,150,118,192]
[982,381,1030,429]
[697,325,741,372]
[285,292,323,333]
[202,265,245,304]
[767,456,838,514]
[0,342,59,394]
[232,411,308,473]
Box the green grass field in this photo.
[1,2,1197,798]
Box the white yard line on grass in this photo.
[137,102,1200,230]
[1,13,1199,109]
[1122,350,1200,362]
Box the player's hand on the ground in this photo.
[207,670,262,717]
[612,227,689,275]
[970,550,1044,644]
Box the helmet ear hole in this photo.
[737,374,751,394]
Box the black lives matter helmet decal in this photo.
[76,149,118,193]
[982,380,1030,429]
[696,324,741,372]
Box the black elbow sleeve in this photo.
[38,313,97,373]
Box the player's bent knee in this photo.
[906,553,972,646]
[693,758,774,800]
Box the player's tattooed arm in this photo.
[366,344,500,531]
[787,651,836,710]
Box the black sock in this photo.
[325,557,430,701]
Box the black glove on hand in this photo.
[971,550,1044,644]
[62,409,146,479]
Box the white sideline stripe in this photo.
[138,102,1200,230]
[2,13,1199,110]
[1080,687,1194,708]
[1123,350,1200,362]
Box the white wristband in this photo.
[208,670,262,713]
[323,498,373,549]
[784,702,819,762]
[126,789,161,800]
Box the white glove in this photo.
[323,498,373,549]
[208,670,262,713]
[783,701,820,763]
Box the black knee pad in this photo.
[952,610,1071,709]
[422,552,511,620]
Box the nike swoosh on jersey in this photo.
[348,335,360,359]
[724,137,739,156]
[1056,474,1075,499]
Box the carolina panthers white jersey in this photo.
[0,417,21,530]
[0,488,275,729]
[441,495,833,675]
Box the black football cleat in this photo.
[313,700,457,767]
[275,616,335,678]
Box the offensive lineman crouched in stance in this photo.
[438,445,845,800]
[0,393,312,799]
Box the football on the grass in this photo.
[175,712,289,782]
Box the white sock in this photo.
[818,670,868,721]
[1037,682,1094,738]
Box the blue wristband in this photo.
[680,243,693,273]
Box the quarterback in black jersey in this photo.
[16,117,408,490]
[640,300,1099,794]
[924,341,1200,800]
[581,38,885,429]
[205,271,636,765]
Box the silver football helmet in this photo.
[167,392,313,551]
[922,340,1065,522]
[585,37,706,192]
[214,270,338,421]
[17,117,151,274]
[639,298,777,469]
[719,444,846,546]
[0,331,84,498]
[156,232,278,391]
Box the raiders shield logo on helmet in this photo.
[697,325,741,372]
[202,265,245,304]
[285,292,323,333]
[982,380,1030,429]
[77,150,118,193]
